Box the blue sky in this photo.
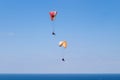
[0,0,120,73]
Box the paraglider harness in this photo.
[52,32,55,35]
[62,58,65,62]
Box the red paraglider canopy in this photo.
[49,11,57,21]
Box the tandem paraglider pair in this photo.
[49,11,68,62]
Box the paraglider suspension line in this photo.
[51,21,55,34]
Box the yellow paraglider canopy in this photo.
[59,41,67,48]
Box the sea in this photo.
[0,74,120,80]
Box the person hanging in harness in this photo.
[62,58,65,62]
[52,32,55,35]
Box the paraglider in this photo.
[49,11,57,36]
[59,41,67,62]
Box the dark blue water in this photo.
[0,74,120,80]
